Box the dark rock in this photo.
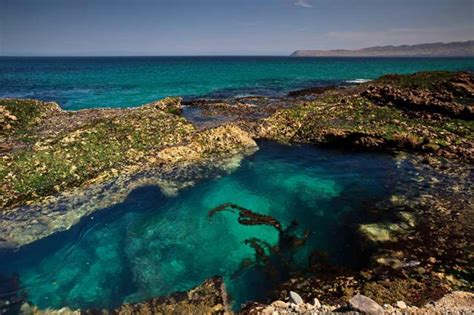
[362,72,474,120]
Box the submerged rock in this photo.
[358,223,404,242]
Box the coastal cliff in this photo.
[291,40,474,57]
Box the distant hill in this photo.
[291,41,474,57]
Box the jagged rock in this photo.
[289,291,304,305]
[349,294,384,314]
[362,72,474,120]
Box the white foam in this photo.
[346,79,372,84]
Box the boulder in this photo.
[349,294,384,315]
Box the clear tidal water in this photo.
[1,56,473,110]
[0,142,414,311]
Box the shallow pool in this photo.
[0,141,412,310]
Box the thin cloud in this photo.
[295,0,312,8]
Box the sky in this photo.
[1,0,473,56]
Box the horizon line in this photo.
[1,55,474,58]
[2,40,473,58]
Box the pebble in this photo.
[271,300,289,309]
[313,297,321,309]
[289,290,304,305]
[349,294,384,315]
[395,300,407,309]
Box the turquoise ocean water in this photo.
[1,57,473,110]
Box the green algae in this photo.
[376,71,458,91]
[0,100,195,209]
[260,87,473,159]
[1,98,260,213]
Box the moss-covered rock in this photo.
[0,98,257,247]
[258,72,473,161]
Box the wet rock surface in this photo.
[182,96,296,129]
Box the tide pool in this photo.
[0,142,414,310]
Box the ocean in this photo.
[1,56,473,110]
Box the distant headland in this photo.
[291,40,474,57]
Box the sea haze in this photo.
[0,56,473,110]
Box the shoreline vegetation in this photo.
[1,70,473,313]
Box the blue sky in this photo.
[1,0,473,56]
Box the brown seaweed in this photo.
[208,202,283,232]
[208,202,311,284]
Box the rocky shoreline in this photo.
[0,70,473,313]
[14,278,474,314]
[0,98,258,247]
